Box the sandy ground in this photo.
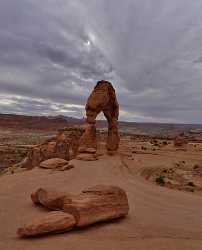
[1,153,202,250]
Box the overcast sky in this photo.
[0,0,202,123]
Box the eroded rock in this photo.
[78,80,120,158]
[17,127,84,169]
[39,158,71,170]
[18,185,129,237]
[31,188,68,210]
[63,185,129,227]
[17,211,76,237]
[20,131,70,169]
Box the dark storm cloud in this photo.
[0,0,202,123]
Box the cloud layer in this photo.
[1,0,202,123]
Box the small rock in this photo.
[39,158,69,169]
[59,164,74,171]
[76,153,98,161]
[78,146,97,154]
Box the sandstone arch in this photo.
[78,80,120,157]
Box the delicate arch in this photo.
[78,80,120,155]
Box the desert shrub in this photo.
[187,181,195,187]
[193,164,199,170]
[155,175,165,186]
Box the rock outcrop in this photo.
[18,127,84,169]
[18,185,129,237]
[78,80,120,160]
[60,127,84,158]
[174,133,188,148]
[19,131,70,169]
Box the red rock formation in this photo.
[174,133,188,147]
[78,80,120,159]
[18,127,84,169]
[31,188,69,210]
[18,185,129,237]
[19,131,70,169]
[78,124,97,153]
[59,127,84,159]
[63,185,129,227]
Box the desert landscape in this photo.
[0,81,202,250]
[2,1,202,249]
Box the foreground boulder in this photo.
[18,185,129,237]
[17,211,76,237]
[63,185,129,227]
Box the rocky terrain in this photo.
[1,82,202,249]
[1,150,202,250]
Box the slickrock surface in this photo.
[17,211,76,237]
[1,155,202,249]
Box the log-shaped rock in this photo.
[31,188,70,210]
[17,211,76,237]
[63,185,129,227]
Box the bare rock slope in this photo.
[1,155,202,249]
